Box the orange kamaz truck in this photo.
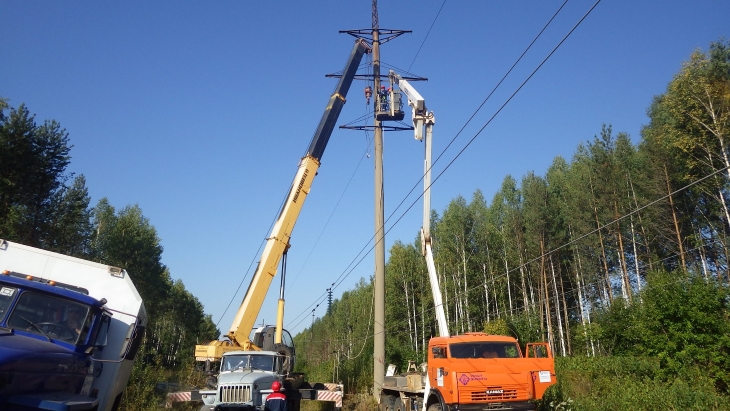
[379,73,555,411]
[381,333,555,411]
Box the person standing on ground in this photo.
[264,381,287,411]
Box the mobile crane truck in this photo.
[165,38,371,411]
[378,71,556,411]
[0,239,147,411]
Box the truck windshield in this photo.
[449,342,522,359]
[6,291,91,345]
[0,285,17,323]
[221,354,276,372]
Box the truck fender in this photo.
[424,388,447,411]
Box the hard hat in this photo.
[381,86,385,89]
[271,381,282,392]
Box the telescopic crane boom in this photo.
[195,39,371,362]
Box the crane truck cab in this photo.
[197,325,310,411]
[199,349,290,411]
[0,239,146,411]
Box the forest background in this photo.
[1,40,729,410]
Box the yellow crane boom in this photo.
[196,39,371,362]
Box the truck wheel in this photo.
[379,394,396,411]
[273,343,293,374]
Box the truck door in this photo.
[429,344,449,388]
[525,342,555,399]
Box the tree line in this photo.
[0,97,219,409]
[294,40,730,406]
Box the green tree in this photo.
[45,175,93,256]
[0,104,72,246]
[90,199,171,316]
[598,271,730,393]
[642,39,730,280]
[385,240,427,366]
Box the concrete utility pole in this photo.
[371,1,385,399]
[337,1,416,401]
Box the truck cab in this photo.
[0,239,147,411]
[380,333,555,411]
[200,350,289,411]
[0,272,113,409]
[426,333,555,411]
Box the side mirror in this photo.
[94,314,111,349]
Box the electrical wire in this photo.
[300,237,729,347]
[289,0,599,326]
[217,45,375,330]
[215,188,290,328]
[287,145,372,289]
[407,0,447,73]
[289,4,730,355]
[387,168,730,340]
[383,0,572,232]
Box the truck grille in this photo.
[461,384,526,403]
[219,384,252,403]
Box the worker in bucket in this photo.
[379,85,388,112]
[264,380,287,411]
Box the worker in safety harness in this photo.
[264,380,287,411]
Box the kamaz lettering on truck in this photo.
[0,239,146,411]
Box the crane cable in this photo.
[284,53,376,327]
[216,48,374,328]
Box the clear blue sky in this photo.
[2,1,728,337]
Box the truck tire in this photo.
[379,393,396,411]
[273,343,293,374]
[394,397,407,411]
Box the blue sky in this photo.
[2,1,728,337]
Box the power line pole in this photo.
[370,0,386,400]
[337,0,420,402]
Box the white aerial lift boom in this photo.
[387,70,446,337]
[386,70,447,411]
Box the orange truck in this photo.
[380,333,555,411]
[380,69,556,411]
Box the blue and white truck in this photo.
[0,239,147,411]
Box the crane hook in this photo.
[364,86,372,105]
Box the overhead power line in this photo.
[288,0,601,326]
